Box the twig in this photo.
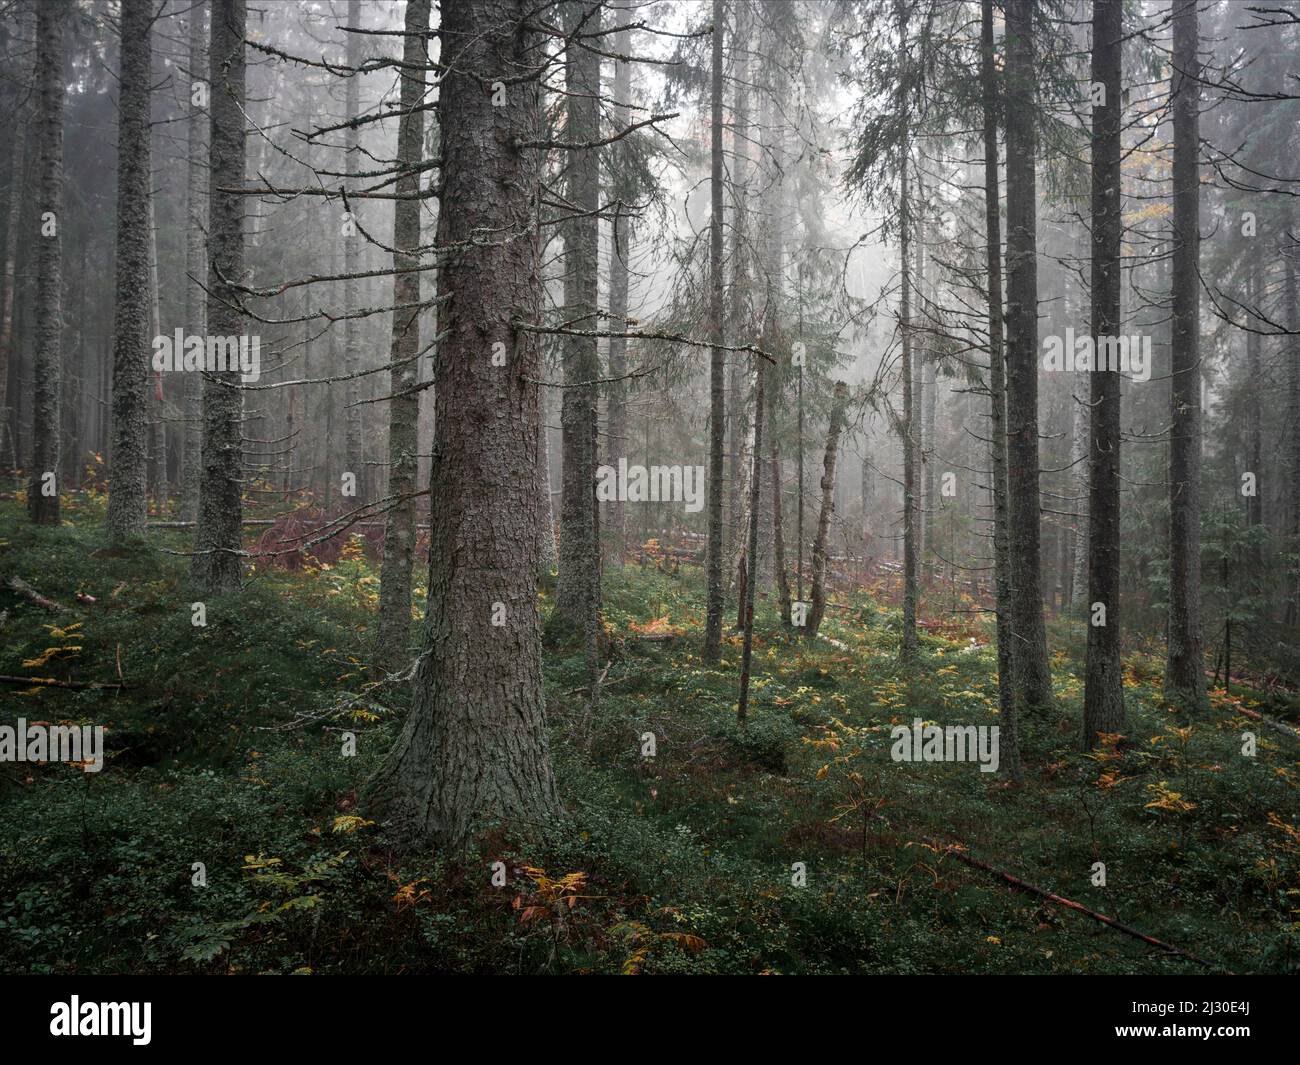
[0,675,130,691]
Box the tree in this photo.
[181,1,208,523]
[1081,0,1126,747]
[367,0,559,847]
[27,0,68,526]
[552,1,603,689]
[981,0,1021,780]
[1164,0,1206,712]
[343,0,365,504]
[190,0,246,593]
[1003,0,1052,712]
[806,380,848,638]
[703,0,727,662]
[376,0,431,674]
[106,0,154,545]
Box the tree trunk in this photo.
[898,39,919,662]
[27,0,67,526]
[704,0,727,661]
[375,0,431,675]
[1082,0,1126,748]
[606,10,632,569]
[1003,0,1052,711]
[343,0,365,504]
[190,0,245,593]
[737,355,766,724]
[807,381,849,638]
[106,0,153,545]
[981,0,1021,780]
[181,0,207,523]
[1163,0,1206,712]
[770,363,792,625]
[552,1,602,692]
[366,0,558,847]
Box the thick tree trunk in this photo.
[190,0,245,593]
[366,0,558,847]
[726,3,750,573]
[704,0,727,661]
[981,0,1021,780]
[27,0,67,526]
[181,1,207,523]
[552,1,602,690]
[538,386,558,576]
[1163,0,1206,711]
[807,381,848,639]
[1003,0,1052,711]
[375,0,431,675]
[1285,230,1300,624]
[106,0,153,545]
[1082,0,1126,748]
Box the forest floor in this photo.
[1,494,1298,974]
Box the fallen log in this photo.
[1234,703,1300,744]
[938,841,1225,972]
[6,576,66,613]
[0,675,130,691]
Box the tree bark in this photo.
[606,8,632,569]
[343,0,365,504]
[106,0,154,545]
[552,1,602,691]
[1163,0,1206,711]
[375,0,431,675]
[898,10,919,662]
[981,0,1021,778]
[703,0,727,661]
[807,380,848,638]
[181,1,208,523]
[367,0,558,847]
[1003,0,1052,711]
[28,0,68,526]
[190,0,246,593]
[1082,0,1126,748]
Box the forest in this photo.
[0,0,1297,982]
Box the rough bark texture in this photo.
[1163,0,1206,712]
[606,10,632,567]
[703,0,727,661]
[899,82,919,662]
[736,354,765,724]
[726,2,750,571]
[981,0,1021,780]
[806,381,848,639]
[376,0,430,674]
[366,0,558,847]
[190,0,245,593]
[552,1,602,670]
[1286,231,1300,624]
[106,0,153,545]
[28,0,67,526]
[1082,0,1126,748]
[343,0,365,504]
[538,386,558,576]
[770,363,792,625]
[1003,0,1052,711]
[181,1,208,523]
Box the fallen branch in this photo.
[937,841,1226,972]
[0,675,130,691]
[5,576,66,613]
[1234,703,1300,743]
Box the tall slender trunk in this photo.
[1285,224,1300,624]
[727,3,750,572]
[982,0,1021,778]
[1164,0,1206,711]
[27,0,67,526]
[1003,0,1052,711]
[181,1,208,522]
[807,381,849,638]
[376,0,431,674]
[106,0,154,545]
[1082,0,1126,748]
[898,43,919,659]
[703,0,727,661]
[552,1,602,701]
[737,355,766,724]
[606,11,632,568]
[343,0,365,504]
[191,0,246,592]
[366,0,557,847]
[770,361,792,624]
